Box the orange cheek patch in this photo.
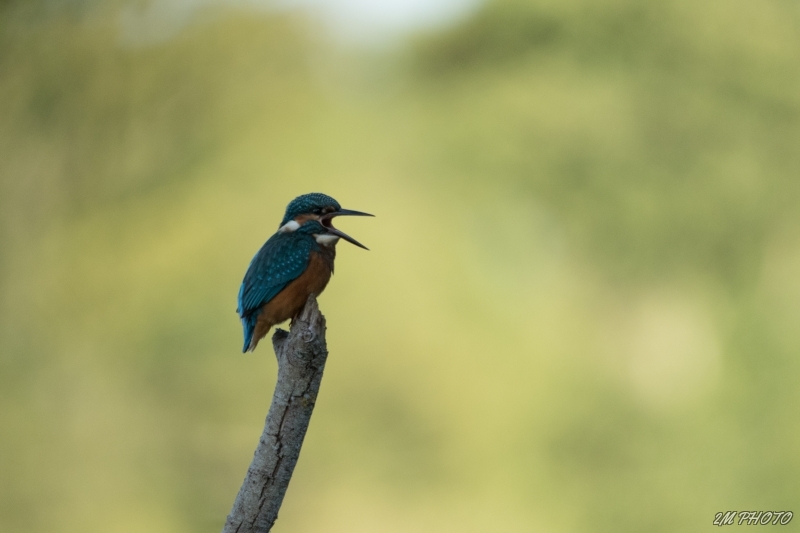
[294,214,320,225]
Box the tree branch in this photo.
[222,295,328,533]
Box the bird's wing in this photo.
[237,232,314,317]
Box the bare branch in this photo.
[222,295,328,533]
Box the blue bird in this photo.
[237,193,373,352]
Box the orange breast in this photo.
[249,251,333,350]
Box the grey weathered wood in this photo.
[222,295,328,533]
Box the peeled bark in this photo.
[222,295,328,533]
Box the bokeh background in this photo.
[2,0,799,531]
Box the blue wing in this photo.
[237,232,314,351]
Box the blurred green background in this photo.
[2,0,799,531]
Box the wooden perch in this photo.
[222,295,328,533]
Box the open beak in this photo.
[321,208,374,250]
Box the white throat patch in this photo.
[278,220,300,233]
[315,234,340,246]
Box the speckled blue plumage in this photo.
[280,193,340,226]
[237,221,326,352]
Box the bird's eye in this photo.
[313,208,322,215]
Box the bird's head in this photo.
[279,193,373,249]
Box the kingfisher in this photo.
[237,193,373,352]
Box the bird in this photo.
[237,193,373,352]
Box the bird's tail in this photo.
[242,313,258,353]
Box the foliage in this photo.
[1,1,799,532]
